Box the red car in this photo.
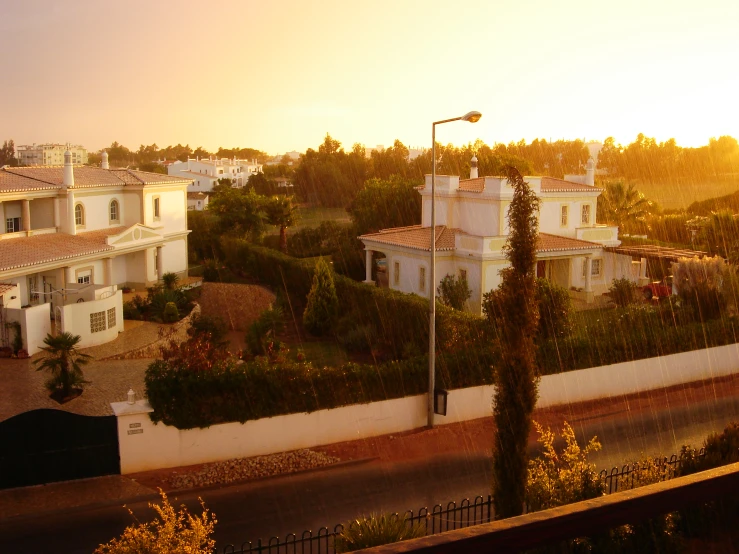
[642,277,673,300]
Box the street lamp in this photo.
[428,110,482,428]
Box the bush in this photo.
[337,323,377,353]
[536,278,573,339]
[673,256,729,321]
[188,313,229,349]
[246,307,286,355]
[162,302,179,323]
[202,259,221,282]
[161,272,179,290]
[334,513,425,553]
[94,490,216,554]
[303,258,339,336]
[122,301,142,320]
[437,273,472,310]
[609,277,640,307]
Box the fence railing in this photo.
[221,448,705,554]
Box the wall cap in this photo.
[111,399,154,416]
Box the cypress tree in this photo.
[491,167,541,518]
[303,257,339,336]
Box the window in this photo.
[582,258,602,278]
[581,204,591,225]
[74,203,85,226]
[419,267,426,292]
[107,307,116,329]
[90,311,106,333]
[77,274,90,284]
[561,205,569,227]
[394,261,400,285]
[153,196,160,221]
[6,217,20,233]
[109,199,119,223]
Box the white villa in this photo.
[168,157,263,192]
[0,150,191,354]
[359,157,638,313]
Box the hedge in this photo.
[219,237,489,358]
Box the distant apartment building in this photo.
[16,144,88,166]
[167,157,263,192]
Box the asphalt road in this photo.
[1,394,738,553]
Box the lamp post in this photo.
[428,110,482,429]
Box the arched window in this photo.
[74,203,85,226]
[109,199,119,223]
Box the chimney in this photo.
[63,149,75,187]
[585,157,595,186]
[101,151,109,169]
[470,155,478,179]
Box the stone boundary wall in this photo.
[108,304,200,360]
[113,343,739,474]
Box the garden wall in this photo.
[114,342,739,474]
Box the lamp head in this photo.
[461,111,482,123]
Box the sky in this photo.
[1,0,738,155]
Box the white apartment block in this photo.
[167,157,263,192]
[0,150,192,354]
[16,143,88,166]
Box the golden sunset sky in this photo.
[1,0,738,154]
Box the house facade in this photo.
[16,143,88,166]
[0,150,192,353]
[168,157,263,192]
[359,159,637,313]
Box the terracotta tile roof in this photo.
[359,225,460,251]
[0,228,120,271]
[0,166,191,193]
[458,178,485,192]
[540,177,601,193]
[537,233,602,252]
[187,192,207,199]
[0,283,17,295]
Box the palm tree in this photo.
[265,195,299,253]
[34,332,91,400]
[161,271,179,290]
[597,181,652,233]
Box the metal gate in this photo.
[0,409,120,489]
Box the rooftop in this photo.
[0,166,191,193]
[540,177,601,193]
[537,233,602,252]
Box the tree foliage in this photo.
[0,140,18,166]
[437,273,472,311]
[489,166,541,519]
[207,184,265,238]
[302,258,339,336]
[264,195,299,252]
[348,175,422,236]
[33,332,91,398]
[597,181,653,233]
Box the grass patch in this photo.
[635,179,739,211]
[289,340,350,367]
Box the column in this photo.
[584,256,594,303]
[67,190,76,236]
[104,257,114,286]
[364,249,374,284]
[65,266,75,285]
[22,199,31,233]
[156,246,164,280]
[54,198,60,229]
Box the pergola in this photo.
[606,244,708,263]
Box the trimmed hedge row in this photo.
[146,350,496,429]
[220,237,489,358]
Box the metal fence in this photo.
[221,448,705,554]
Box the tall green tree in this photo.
[597,181,652,233]
[34,332,91,399]
[0,140,18,166]
[348,175,422,236]
[208,184,265,238]
[264,195,299,253]
[303,258,339,336]
[485,166,541,519]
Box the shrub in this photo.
[334,513,425,553]
[536,278,573,339]
[34,332,91,399]
[162,302,179,323]
[609,277,640,307]
[202,259,221,282]
[188,313,229,349]
[122,301,141,320]
[303,258,339,336]
[337,323,377,353]
[246,307,286,355]
[94,490,216,554]
[672,256,729,321]
[437,273,472,310]
[161,272,179,290]
[526,421,604,512]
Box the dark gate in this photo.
[0,409,120,489]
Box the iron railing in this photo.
[221,448,706,554]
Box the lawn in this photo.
[634,179,739,211]
[294,205,351,230]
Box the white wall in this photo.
[162,239,187,275]
[60,290,123,348]
[115,342,739,474]
[143,189,186,232]
[5,303,51,355]
[122,191,141,227]
[455,200,500,237]
[72,193,125,232]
